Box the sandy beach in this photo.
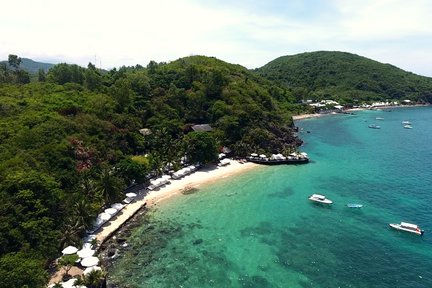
[48,160,259,285]
[94,160,259,244]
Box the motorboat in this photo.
[368,124,381,129]
[309,194,333,204]
[401,120,411,125]
[347,203,363,208]
[375,117,384,120]
[403,124,413,129]
[389,222,424,235]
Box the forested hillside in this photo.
[0,55,304,287]
[0,58,55,73]
[256,51,432,104]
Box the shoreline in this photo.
[293,104,430,121]
[48,160,259,285]
[94,160,259,245]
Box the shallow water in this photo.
[109,107,432,288]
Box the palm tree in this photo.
[96,166,124,204]
[59,217,85,249]
[83,269,106,288]
[72,198,95,231]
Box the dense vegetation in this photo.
[256,51,432,104]
[0,55,302,287]
[0,58,54,73]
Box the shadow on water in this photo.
[267,187,295,198]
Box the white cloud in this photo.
[1,0,432,76]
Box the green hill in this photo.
[1,58,55,73]
[255,51,432,104]
[0,55,306,287]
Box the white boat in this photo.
[375,117,384,120]
[389,222,424,235]
[403,124,413,129]
[368,124,381,129]
[402,120,411,125]
[309,194,333,204]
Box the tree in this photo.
[75,268,106,288]
[183,132,218,164]
[16,69,30,84]
[117,157,148,185]
[96,166,124,204]
[58,254,79,280]
[38,69,46,82]
[84,63,102,91]
[8,54,21,70]
[0,252,48,288]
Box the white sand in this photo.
[94,161,259,244]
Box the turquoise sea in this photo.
[108,107,432,288]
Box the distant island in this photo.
[0,51,430,287]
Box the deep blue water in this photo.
[109,107,432,287]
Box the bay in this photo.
[108,107,432,288]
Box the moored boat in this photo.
[402,120,411,125]
[403,124,413,129]
[389,222,424,235]
[247,152,309,165]
[368,124,381,129]
[309,194,333,204]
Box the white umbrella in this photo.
[259,154,267,158]
[77,248,95,258]
[104,208,118,215]
[98,212,111,221]
[62,245,78,255]
[61,278,77,288]
[111,203,124,210]
[126,192,137,198]
[81,256,99,267]
[83,265,102,275]
[251,153,258,157]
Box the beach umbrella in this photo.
[111,203,124,210]
[250,153,258,157]
[61,278,78,288]
[62,245,78,255]
[77,248,95,258]
[81,256,99,267]
[98,212,112,221]
[259,154,267,158]
[126,192,137,198]
[104,208,118,215]
[84,265,102,275]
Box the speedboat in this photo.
[402,120,411,125]
[403,124,413,129]
[368,124,381,129]
[389,222,424,235]
[309,194,333,204]
[375,117,384,120]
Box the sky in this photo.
[1,0,432,76]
